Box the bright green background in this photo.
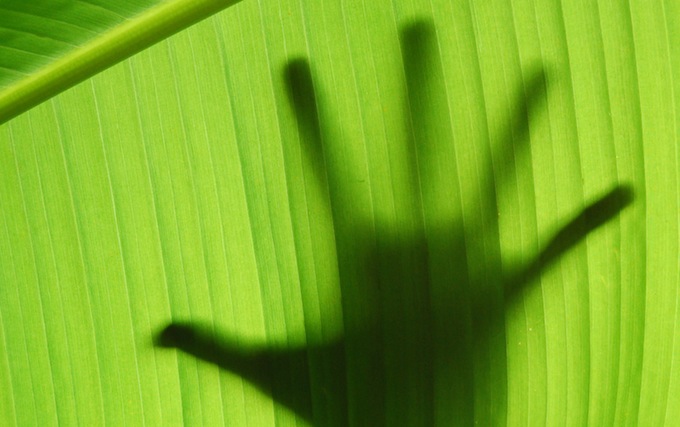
[0,0,677,425]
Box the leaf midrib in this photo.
[0,0,242,125]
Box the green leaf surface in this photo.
[0,0,677,426]
[0,0,241,124]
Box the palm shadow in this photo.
[156,19,634,426]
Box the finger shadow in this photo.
[156,323,344,424]
[154,18,635,427]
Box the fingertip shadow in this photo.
[156,323,320,423]
[505,184,636,302]
[399,18,436,80]
[283,58,327,188]
[284,57,320,137]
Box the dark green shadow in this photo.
[156,18,634,427]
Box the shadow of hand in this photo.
[156,19,634,426]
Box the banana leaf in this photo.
[0,0,677,425]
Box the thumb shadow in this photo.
[154,18,635,426]
[155,190,633,426]
[156,323,344,422]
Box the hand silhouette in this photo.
[156,19,633,426]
